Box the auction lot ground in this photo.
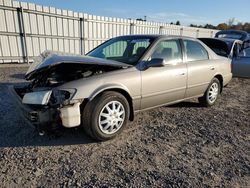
[0,65,249,187]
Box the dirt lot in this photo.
[0,65,249,187]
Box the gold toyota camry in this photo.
[10,35,232,141]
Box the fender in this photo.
[88,83,132,101]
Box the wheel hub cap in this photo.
[98,101,125,135]
[208,83,219,103]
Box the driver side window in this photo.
[150,40,182,64]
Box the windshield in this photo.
[87,36,155,65]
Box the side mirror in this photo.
[146,58,165,68]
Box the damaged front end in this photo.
[10,54,129,133]
[10,84,82,133]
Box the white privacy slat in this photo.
[26,36,33,56]
[37,14,45,35]
[0,35,10,56]
[68,19,74,37]
[45,38,52,50]
[75,40,79,54]
[5,10,15,32]
[63,18,68,36]
[74,19,79,37]
[39,38,46,52]
[64,39,69,52]
[23,12,31,34]
[32,37,40,56]
[16,36,22,56]
[0,9,7,32]
[12,11,19,33]
[0,37,2,57]
[50,17,57,36]
[57,17,63,36]
[29,13,38,34]
[52,38,58,51]
[58,39,64,51]
[44,15,51,35]
[9,36,19,56]
[69,39,74,54]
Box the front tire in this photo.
[199,78,221,107]
[82,91,129,141]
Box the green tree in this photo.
[217,23,229,30]
[176,21,181,25]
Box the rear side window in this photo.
[184,40,209,62]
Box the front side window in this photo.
[88,37,155,65]
[184,40,209,62]
[150,39,183,64]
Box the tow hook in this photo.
[39,130,45,136]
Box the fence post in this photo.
[180,27,183,36]
[159,26,164,34]
[130,23,135,35]
[79,17,85,55]
[17,7,29,64]
[196,29,200,38]
[211,31,214,37]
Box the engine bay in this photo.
[30,63,121,88]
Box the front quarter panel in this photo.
[57,67,141,110]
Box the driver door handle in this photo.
[210,66,215,70]
[179,72,186,76]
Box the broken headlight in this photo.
[51,89,76,105]
[22,90,52,105]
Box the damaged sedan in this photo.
[200,30,250,78]
[10,35,232,141]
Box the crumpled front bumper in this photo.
[8,85,60,130]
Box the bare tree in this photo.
[228,18,235,26]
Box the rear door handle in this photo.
[179,72,186,76]
[210,66,215,70]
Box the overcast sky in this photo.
[21,0,250,26]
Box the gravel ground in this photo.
[0,65,249,187]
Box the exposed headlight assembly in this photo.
[51,89,77,105]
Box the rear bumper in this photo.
[8,85,59,130]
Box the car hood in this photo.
[25,55,131,80]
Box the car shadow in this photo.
[168,101,204,108]
[0,82,96,148]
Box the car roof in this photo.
[115,34,199,40]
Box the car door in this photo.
[183,39,216,98]
[141,39,187,110]
[232,46,250,78]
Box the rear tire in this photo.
[82,91,129,141]
[199,78,221,107]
